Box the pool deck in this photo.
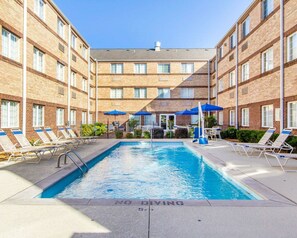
[1,139,297,237]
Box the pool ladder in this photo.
[57,150,89,175]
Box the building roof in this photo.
[90,48,216,62]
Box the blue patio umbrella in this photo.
[191,103,223,112]
[104,109,126,121]
[175,109,197,115]
[133,111,152,116]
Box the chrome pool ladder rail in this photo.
[56,150,89,175]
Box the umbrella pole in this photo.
[107,118,109,139]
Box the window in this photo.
[88,113,93,124]
[262,48,273,72]
[90,87,94,98]
[57,18,64,38]
[218,111,223,125]
[287,32,297,62]
[262,105,273,127]
[82,46,87,60]
[70,110,76,125]
[218,80,224,92]
[242,17,250,38]
[56,108,64,126]
[181,63,194,73]
[263,0,274,19]
[110,88,123,98]
[229,110,235,126]
[129,115,141,126]
[34,0,45,20]
[212,87,217,98]
[242,108,249,126]
[134,64,147,74]
[33,47,44,72]
[242,62,249,81]
[134,88,147,98]
[288,101,297,128]
[82,78,88,92]
[219,46,224,59]
[111,63,123,74]
[158,88,171,98]
[230,32,236,49]
[191,115,199,124]
[71,33,76,49]
[158,64,170,74]
[1,100,19,128]
[33,104,44,127]
[82,112,87,124]
[70,71,76,87]
[2,29,19,61]
[144,114,156,125]
[56,62,64,81]
[229,71,236,87]
[180,88,194,98]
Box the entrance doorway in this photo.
[159,114,176,130]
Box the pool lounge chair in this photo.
[227,127,276,153]
[58,127,84,145]
[264,152,297,172]
[66,127,97,143]
[0,130,50,163]
[44,127,80,145]
[238,128,293,157]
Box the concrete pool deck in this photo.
[1,139,297,237]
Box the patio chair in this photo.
[0,129,50,163]
[238,128,293,157]
[58,127,83,146]
[66,127,97,143]
[264,152,297,172]
[227,127,276,153]
[44,127,81,145]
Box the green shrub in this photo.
[287,136,297,152]
[81,124,94,136]
[204,115,217,128]
[126,132,133,139]
[221,127,238,139]
[175,128,188,138]
[143,131,151,139]
[152,128,164,139]
[94,123,107,136]
[134,129,142,138]
[165,131,174,138]
[115,130,123,139]
[188,128,194,138]
[128,119,138,131]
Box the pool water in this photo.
[41,142,256,200]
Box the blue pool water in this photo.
[40,142,256,200]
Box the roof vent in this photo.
[155,41,161,51]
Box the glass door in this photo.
[159,114,176,130]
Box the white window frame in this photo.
[33,104,44,127]
[229,110,235,126]
[57,18,64,39]
[82,78,88,92]
[218,79,224,92]
[1,28,20,61]
[70,110,76,126]
[287,32,297,62]
[56,62,64,81]
[262,0,274,19]
[88,113,93,124]
[111,63,123,74]
[229,71,236,87]
[56,108,64,126]
[261,105,273,127]
[158,88,171,99]
[219,46,224,59]
[33,47,44,72]
[110,88,123,99]
[218,111,223,126]
[71,33,76,49]
[70,71,76,87]
[1,100,19,128]
[34,0,45,20]
[242,62,250,82]
[242,17,250,38]
[181,63,194,74]
[134,63,147,74]
[82,112,87,124]
[241,108,249,126]
[230,32,236,49]
[262,48,273,73]
[158,64,170,74]
[134,88,147,99]
[180,88,194,98]
[144,114,156,126]
[288,101,297,128]
[90,87,94,98]
[82,46,87,60]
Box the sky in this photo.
[53,0,253,49]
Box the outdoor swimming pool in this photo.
[40,142,257,200]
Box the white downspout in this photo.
[207,60,210,104]
[22,0,27,135]
[215,48,219,120]
[67,25,71,126]
[95,59,98,122]
[235,23,239,130]
[280,0,284,131]
[87,49,91,122]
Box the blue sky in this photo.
[54,0,253,49]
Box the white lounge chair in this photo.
[66,127,98,143]
[228,127,276,153]
[238,128,293,157]
[44,127,79,145]
[264,152,297,172]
